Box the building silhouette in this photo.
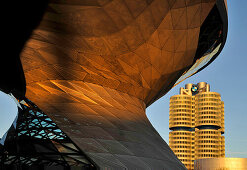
[169,82,225,170]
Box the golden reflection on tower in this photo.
[169,82,225,170]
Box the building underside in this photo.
[0,0,227,169]
[0,99,96,169]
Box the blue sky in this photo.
[147,0,247,158]
[0,91,18,139]
[0,0,246,158]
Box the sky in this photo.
[0,0,247,158]
[147,0,247,158]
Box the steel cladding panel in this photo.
[18,0,226,169]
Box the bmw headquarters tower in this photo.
[0,0,227,169]
[169,82,225,170]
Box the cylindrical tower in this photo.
[169,86,195,170]
[169,82,225,170]
[220,136,225,157]
[195,92,222,128]
[195,129,222,159]
[221,101,225,133]
[194,91,225,159]
[169,95,194,129]
[169,131,195,170]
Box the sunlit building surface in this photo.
[169,82,225,170]
[0,0,227,169]
[195,158,247,170]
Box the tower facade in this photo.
[169,82,225,170]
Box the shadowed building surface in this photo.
[0,0,227,169]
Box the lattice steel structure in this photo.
[0,98,97,169]
[0,0,227,169]
[169,82,225,170]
